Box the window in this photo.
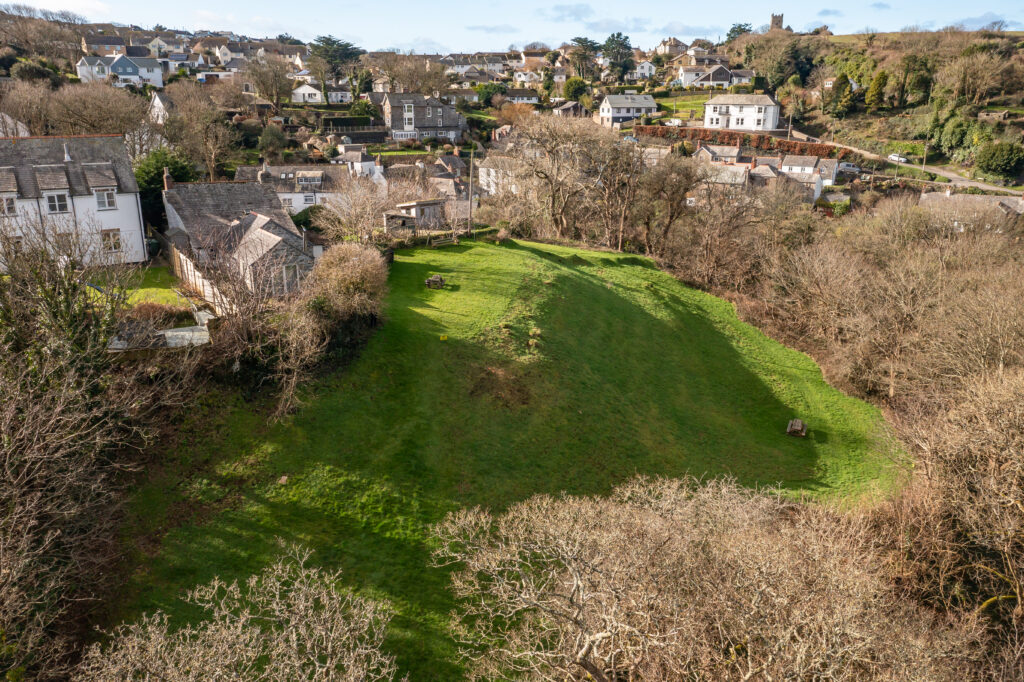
[404,115,414,127]
[757,106,764,113]
[0,197,15,216]
[404,104,414,114]
[756,119,762,127]
[303,194,314,204]
[280,173,287,178]
[46,194,68,214]
[95,189,116,210]
[437,108,442,117]
[426,107,431,117]
[735,118,744,126]
[281,197,292,207]
[101,229,121,253]
[282,264,300,293]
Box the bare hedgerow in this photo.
[0,219,197,678]
[76,545,399,681]
[434,477,981,682]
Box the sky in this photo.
[21,0,1024,53]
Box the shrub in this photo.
[975,142,1024,178]
[435,477,981,681]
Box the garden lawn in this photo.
[126,265,188,305]
[109,239,901,680]
[657,94,710,114]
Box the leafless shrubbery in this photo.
[0,222,195,678]
[314,175,434,243]
[0,81,157,159]
[77,545,398,681]
[875,370,1024,673]
[197,241,388,418]
[434,477,980,681]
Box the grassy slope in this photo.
[110,240,899,679]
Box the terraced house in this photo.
[381,93,466,142]
[0,135,147,264]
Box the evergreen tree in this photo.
[602,33,634,82]
[865,70,889,109]
[134,147,198,228]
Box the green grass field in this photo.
[107,240,900,679]
[126,266,188,305]
[657,94,710,114]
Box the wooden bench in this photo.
[425,274,446,289]
[430,236,457,248]
[786,419,807,437]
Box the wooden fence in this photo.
[151,231,233,314]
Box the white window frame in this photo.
[281,197,293,207]
[100,229,122,253]
[282,263,300,293]
[303,193,315,204]
[95,188,117,210]
[46,193,69,214]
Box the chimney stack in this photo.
[162,167,174,191]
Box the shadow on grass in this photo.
[112,239,886,681]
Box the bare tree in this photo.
[162,81,237,179]
[77,545,398,681]
[244,56,294,113]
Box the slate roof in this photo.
[699,144,740,158]
[603,94,657,108]
[163,181,297,249]
[815,158,838,176]
[229,212,309,269]
[0,135,137,198]
[782,155,818,168]
[233,164,351,193]
[706,94,779,106]
[125,46,150,57]
[85,34,125,46]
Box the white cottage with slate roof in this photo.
[598,94,657,126]
[703,94,780,131]
[0,135,146,264]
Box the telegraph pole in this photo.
[467,144,475,239]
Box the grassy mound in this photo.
[111,240,899,679]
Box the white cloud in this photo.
[954,12,1023,30]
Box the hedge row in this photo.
[635,126,853,159]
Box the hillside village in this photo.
[3,4,1024,681]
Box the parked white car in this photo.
[887,153,909,163]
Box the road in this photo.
[794,130,1022,195]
